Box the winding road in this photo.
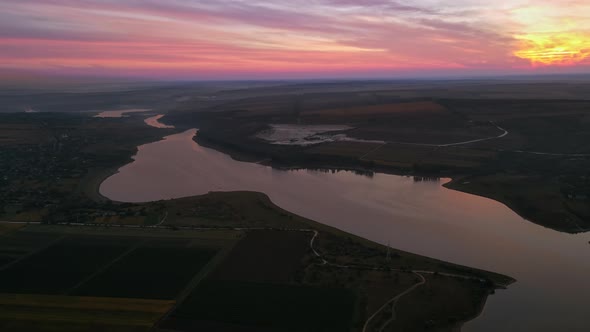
[357,121,590,158]
[363,272,426,332]
[393,122,508,148]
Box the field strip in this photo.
[0,293,174,312]
[155,234,242,327]
[65,239,146,294]
[0,234,66,271]
[0,293,175,327]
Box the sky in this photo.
[1,0,589,80]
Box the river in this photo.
[100,118,590,331]
[94,108,151,118]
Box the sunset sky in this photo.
[1,0,589,79]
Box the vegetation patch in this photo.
[163,192,307,229]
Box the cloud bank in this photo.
[0,0,588,79]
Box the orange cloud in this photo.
[1,1,589,78]
[514,33,590,66]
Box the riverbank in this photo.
[80,118,515,330]
[73,190,515,331]
[192,130,588,233]
[162,92,590,234]
[0,112,177,223]
[79,124,590,331]
[79,166,123,203]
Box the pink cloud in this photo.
[0,0,588,79]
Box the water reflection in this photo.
[290,167,375,178]
[412,176,441,183]
[101,129,590,332]
[144,114,175,128]
[94,108,151,118]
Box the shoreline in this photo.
[82,115,182,204]
[454,291,492,332]
[89,126,515,331]
[81,166,121,203]
[89,129,519,289]
[192,132,586,233]
[89,127,518,286]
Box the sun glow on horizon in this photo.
[2,1,590,78]
[511,4,590,67]
[514,33,590,66]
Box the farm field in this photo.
[0,225,235,331]
[0,230,59,267]
[209,230,310,283]
[0,228,227,297]
[74,242,218,299]
[163,280,358,332]
[0,194,509,332]
[0,236,133,294]
[0,294,174,332]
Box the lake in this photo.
[101,120,590,331]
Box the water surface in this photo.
[144,114,175,128]
[101,128,590,332]
[94,108,151,118]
